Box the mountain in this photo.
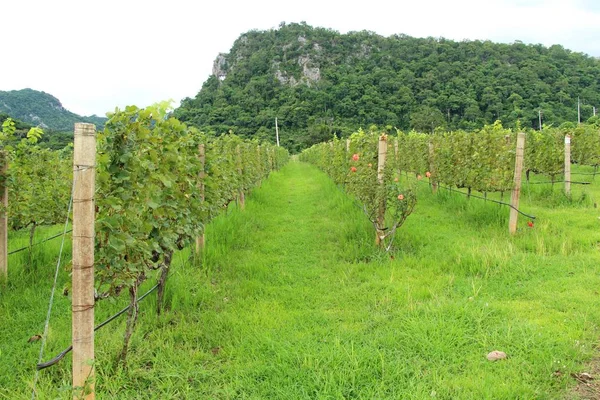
[0,88,106,132]
[175,22,600,152]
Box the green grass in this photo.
[2,161,600,399]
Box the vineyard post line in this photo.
[196,143,206,253]
[0,151,7,279]
[72,123,96,399]
[376,135,387,246]
[564,134,571,196]
[509,132,526,235]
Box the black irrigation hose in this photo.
[8,229,73,256]
[419,180,537,220]
[335,171,536,221]
[36,283,160,370]
[526,180,591,185]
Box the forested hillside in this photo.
[0,88,106,132]
[176,22,600,152]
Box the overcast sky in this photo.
[3,0,599,117]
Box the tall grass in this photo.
[1,162,600,399]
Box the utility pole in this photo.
[594,106,597,117]
[275,117,280,147]
[578,97,581,125]
[538,109,542,131]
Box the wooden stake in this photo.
[428,141,438,193]
[72,123,96,399]
[275,117,280,147]
[509,132,526,235]
[565,134,571,196]
[196,143,206,253]
[236,145,245,209]
[346,139,350,153]
[0,151,7,280]
[376,135,388,246]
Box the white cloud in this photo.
[2,0,598,116]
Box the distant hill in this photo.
[175,22,600,152]
[0,88,106,131]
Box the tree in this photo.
[410,106,446,133]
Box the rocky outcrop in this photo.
[212,53,228,81]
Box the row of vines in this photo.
[397,122,600,192]
[1,103,289,362]
[300,122,600,244]
[300,130,418,250]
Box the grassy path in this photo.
[3,161,600,399]
[104,161,600,399]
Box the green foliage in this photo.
[390,122,600,192]
[8,145,71,231]
[570,124,600,167]
[95,103,289,297]
[96,103,203,296]
[301,129,417,248]
[1,117,71,238]
[525,129,564,179]
[176,23,600,152]
[4,163,600,398]
[396,122,515,193]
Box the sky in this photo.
[3,0,599,117]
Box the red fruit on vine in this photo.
[398,194,404,200]
[352,153,359,161]
[351,166,357,173]
[417,174,423,180]
[426,171,431,178]
[527,221,534,228]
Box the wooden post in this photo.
[509,132,526,235]
[275,117,280,147]
[346,139,350,153]
[428,141,438,193]
[376,135,388,246]
[236,145,245,209]
[0,151,7,280]
[196,143,206,253]
[565,134,571,196]
[72,123,96,399]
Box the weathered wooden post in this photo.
[564,134,571,196]
[376,134,388,246]
[346,139,350,153]
[72,123,96,399]
[236,145,245,209]
[196,143,206,253]
[509,132,526,235]
[0,151,7,280]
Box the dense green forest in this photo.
[0,88,106,132]
[175,22,600,152]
